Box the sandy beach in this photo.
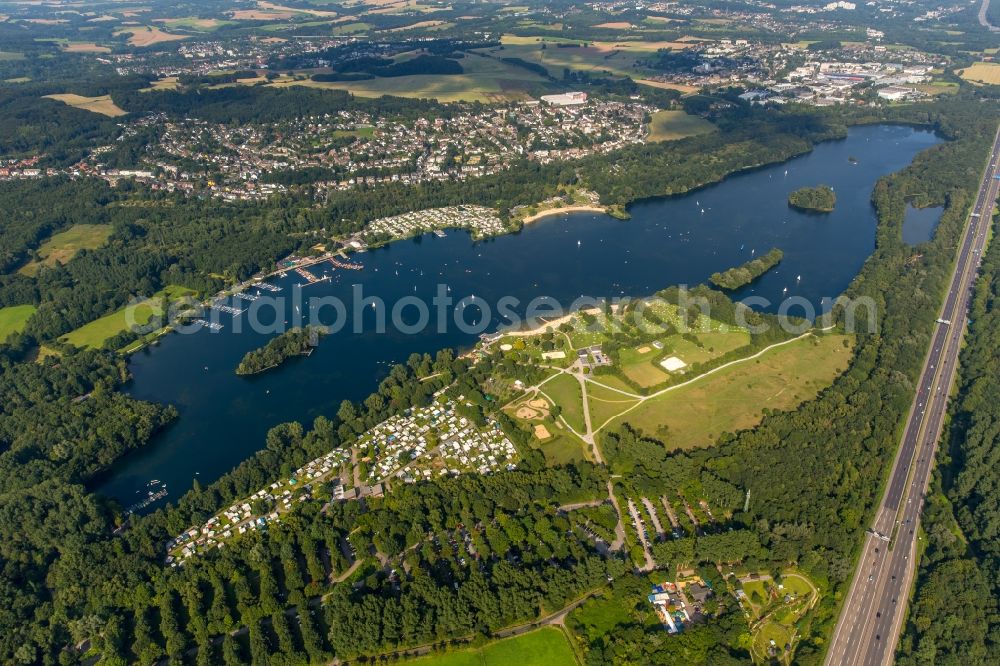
[519,205,608,224]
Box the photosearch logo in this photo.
[122,285,878,340]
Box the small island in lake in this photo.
[709,248,784,290]
[788,185,836,212]
[236,327,325,376]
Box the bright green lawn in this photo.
[0,304,36,342]
[586,381,639,429]
[541,373,586,434]
[606,334,853,449]
[60,285,196,349]
[406,627,577,665]
[647,110,716,142]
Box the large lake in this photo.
[97,124,939,508]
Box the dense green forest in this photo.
[788,184,837,212]
[897,210,1000,664]
[708,248,784,290]
[236,327,325,376]
[0,82,998,664]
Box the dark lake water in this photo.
[97,124,940,509]
[902,204,944,245]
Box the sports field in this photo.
[606,333,854,449]
[42,94,126,117]
[647,110,716,142]
[0,305,35,342]
[405,627,577,665]
[18,224,113,276]
[60,285,196,349]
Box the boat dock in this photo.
[255,282,282,293]
[193,319,224,331]
[212,303,246,316]
[329,257,363,270]
[126,487,168,515]
[234,292,259,302]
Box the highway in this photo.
[825,124,1000,666]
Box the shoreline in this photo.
[519,205,609,225]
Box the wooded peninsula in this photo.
[709,248,784,290]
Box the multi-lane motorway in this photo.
[825,125,1000,666]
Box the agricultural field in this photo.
[60,285,197,350]
[61,42,111,53]
[404,626,577,665]
[272,53,547,102]
[647,109,716,142]
[605,333,854,449]
[18,224,113,276]
[0,305,35,342]
[114,26,188,47]
[958,62,1000,85]
[42,94,126,117]
[156,17,233,31]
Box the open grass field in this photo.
[647,110,716,141]
[62,42,111,53]
[618,357,668,388]
[115,26,188,47]
[635,79,700,94]
[42,94,126,117]
[0,305,35,342]
[18,224,113,276]
[958,62,1000,85]
[605,333,854,449]
[60,285,196,349]
[156,17,233,31]
[273,53,546,102]
[586,381,639,429]
[537,430,587,465]
[541,374,587,434]
[404,627,577,665]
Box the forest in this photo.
[897,209,1000,664]
[708,248,784,290]
[787,185,837,213]
[236,327,325,376]
[0,83,997,664]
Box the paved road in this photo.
[979,0,1000,32]
[825,125,1000,666]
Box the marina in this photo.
[193,319,224,331]
[233,291,259,302]
[254,282,282,293]
[211,303,246,316]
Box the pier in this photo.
[193,319,224,331]
[234,292,259,302]
[212,303,246,316]
[255,282,282,293]
[126,487,168,515]
[330,257,363,270]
